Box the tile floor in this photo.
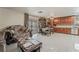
[32,33,79,52]
[6,33,79,52]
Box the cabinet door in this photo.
[60,28,63,33]
[65,28,71,34]
[60,17,65,24]
[67,16,74,25]
[62,28,66,33]
[54,28,60,32]
[55,28,59,32]
[54,28,64,33]
[54,28,71,34]
[53,18,60,25]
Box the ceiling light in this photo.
[50,17,54,19]
[38,11,43,13]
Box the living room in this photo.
[0,7,79,52]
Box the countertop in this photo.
[55,25,72,28]
[54,25,79,28]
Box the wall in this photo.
[74,16,79,24]
[0,8,24,30]
[29,16,39,34]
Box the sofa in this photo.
[0,25,42,52]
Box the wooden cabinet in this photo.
[53,16,74,25]
[65,16,74,25]
[50,16,74,34]
[54,28,71,34]
[54,28,63,33]
[65,28,71,34]
[54,28,60,33]
[53,18,60,25]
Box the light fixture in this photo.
[38,11,43,13]
[50,17,54,19]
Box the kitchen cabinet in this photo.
[53,18,60,25]
[54,28,61,33]
[65,28,71,34]
[54,28,71,34]
[54,28,63,33]
[53,16,74,25]
[51,16,75,34]
[66,16,74,25]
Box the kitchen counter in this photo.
[54,24,79,28]
[55,25,72,28]
[54,25,79,35]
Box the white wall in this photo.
[0,8,24,29]
[29,16,39,34]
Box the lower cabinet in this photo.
[65,28,71,34]
[54,28,71,34]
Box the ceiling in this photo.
[6,7,79,17]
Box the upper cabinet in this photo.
[53,17,60,25]
[66,16,74,25]
[53,16,74,25]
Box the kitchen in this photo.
[1,7,79,52]
[49,16,79,35]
